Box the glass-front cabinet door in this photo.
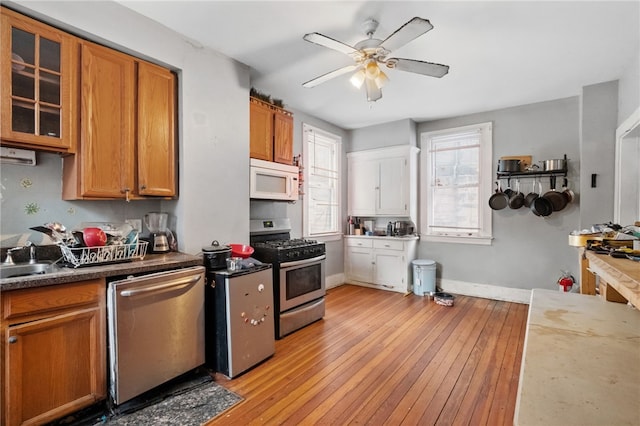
[1,7,77,152]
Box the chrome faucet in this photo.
[3,248,20,265]
[2,242,37,265]
[26,241,37,264]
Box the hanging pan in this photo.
[530,182,552,217]
[488,181,509,210]
[561,177,575,204]
[524,179,539,208]
[542,176,567,212]
[508,179,525,209]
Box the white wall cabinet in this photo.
[344,236,418,293]
[347,145,419,220]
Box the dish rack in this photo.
[60,241,149,268]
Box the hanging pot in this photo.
[497,159,521,172]
[542,159,566,171]
[542,176,567,212]
[561,177,575,204]
[488,181,509,210]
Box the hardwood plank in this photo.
[310,297,479,425]
[486,302,528,425]
[395,298,497,425]
[364,297,483,425]
[207,284,527,426]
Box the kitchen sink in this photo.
[0,262,61,279]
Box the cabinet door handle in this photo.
[121,187,131,202]
[140,184,147,191]
[8,336,17,344]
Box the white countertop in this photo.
[344,234,419,240]
[515,289,640,425]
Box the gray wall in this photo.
[349,119,417,152]
[417,97,581,291]
[579,81,619,228]
[2,1,251,256]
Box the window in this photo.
[420,122,493,244]
[303,123,342,239]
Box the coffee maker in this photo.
[144,212,171,253]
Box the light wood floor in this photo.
[207,284,528,425]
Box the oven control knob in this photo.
[258,284,265,292]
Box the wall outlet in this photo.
[126,219,142,232]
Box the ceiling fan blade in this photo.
[381,17,434,54]
[302,64,358,88]
[303,32,359,56]
[386,58,449,78]
[365,78,382,102]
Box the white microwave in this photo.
[250,158,299,201]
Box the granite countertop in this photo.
[514,289,640,426]
[0,252,203,291]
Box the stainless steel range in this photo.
[250,219,326,339]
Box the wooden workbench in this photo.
[580,248,640,307]
[514,289,640,425]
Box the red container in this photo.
[229,244,254,259]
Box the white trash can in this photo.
[412,259,436,296]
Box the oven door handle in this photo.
[120,275,202,297]
[279,254,326,269]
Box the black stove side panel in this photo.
[204,272,229,374]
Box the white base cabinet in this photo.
[344,236,418,293]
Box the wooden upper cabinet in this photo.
[250,99,273,161]
[0,6,78,153]
[63,43,177,200]
[63,41,135,200]
[249,97,293,165]
[273,111,293,164]
[137,61,177,197]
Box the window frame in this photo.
[302,123,342,241]
[419,122,493,245]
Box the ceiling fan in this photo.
[302,17,449,102]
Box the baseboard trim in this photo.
[438,278,531,304]
[326,273,345,289]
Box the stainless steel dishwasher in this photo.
[107,265,206,405]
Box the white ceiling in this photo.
[117,1,639,130]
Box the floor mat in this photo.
[96,376,242,425]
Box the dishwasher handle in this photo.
[120,275,202,297]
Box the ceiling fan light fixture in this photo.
[350,69,366,89]
[374,70,389,88]
[365,59,380,79]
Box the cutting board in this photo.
[500,155,532,171]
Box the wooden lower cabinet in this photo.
[1,279,106,426]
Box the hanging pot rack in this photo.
[496,154,568,181]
